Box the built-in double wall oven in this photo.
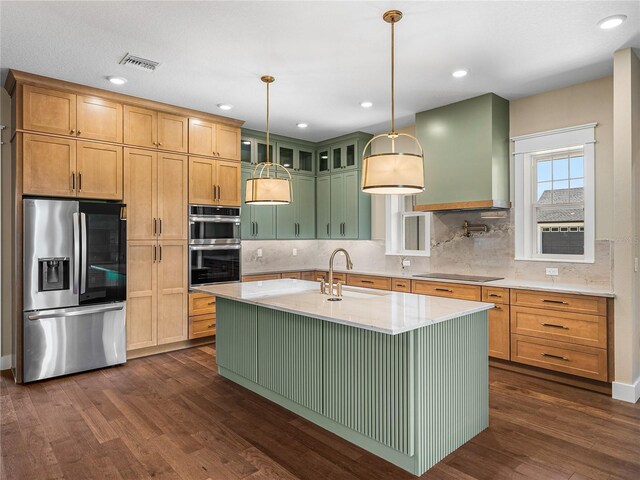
[188,205,241,287]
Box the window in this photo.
[513,123,596,263]
[385,196,431,256]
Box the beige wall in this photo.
[510,76,614,240]
[1,88,12,367]
[612,48,640,398]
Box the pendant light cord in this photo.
[391,18,395,134]
[266,80,270,165]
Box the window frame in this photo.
[513,123,596,263]
[385,195,431,257]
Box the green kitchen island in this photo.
[195,279,493,476]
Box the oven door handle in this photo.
[189,245,242,251]
[189,216,241,223]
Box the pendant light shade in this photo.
[361,10,425,195]
[245,75,293,205]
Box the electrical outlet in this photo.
[545,268,559,276]
[402,259,411,267]
[292,248,297,256]
[635,257,638,273]
[257,248,263,258]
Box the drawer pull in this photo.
[396,283,406,288]
[541,352,569,361]
[207,324,214,328]
[361,280,374,284]
[494,305,502,310]
[207,301,215,305]
[435,288,453,293]
[542,323,569,330]
[488,293,502,298]
[542,299,569,305]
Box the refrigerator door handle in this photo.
[80,212,88,294]
[28,304,125,321]
[73,212,80,294]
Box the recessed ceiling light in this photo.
[297,123,308,128]
[360,101,373,108]
[452,69,468,78]
[598,14,627,29]
[217,103,233,111]
[107,76,127,85]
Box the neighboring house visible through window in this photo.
[513,123,596,263]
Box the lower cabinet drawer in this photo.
[316,271,347,283]
[189,293,216,316]
[511,334,607,381]
[242,273,282,282]
[189,314,216,339]
[412,280,481,301]
[280,272,302,279]
[347,274,391,291]
[300,271,317,281]
[511,306,606,348]
[391,278,411,292]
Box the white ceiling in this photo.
[1,1,639,142]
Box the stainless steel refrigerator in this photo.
[22,198,127,382]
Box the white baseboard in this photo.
[0,354,11,371]
[612,377,640,403]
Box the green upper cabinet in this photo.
[414,93,510,211]
[316,132,370,175]
[316,176,331,239]
[317,148,330,175]
[277,174,315,239]
[277,143,315,175]
[241,166,277,240]
[329,170,369,239]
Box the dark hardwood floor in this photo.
[1,345,639,480]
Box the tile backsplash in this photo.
[242,210,612,288]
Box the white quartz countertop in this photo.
[242,266,615,298]
[194,279,494,335]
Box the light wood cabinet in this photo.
[22,85,76,136]
[411,280,482,301]
[23,134,76,197]
[125,148,157,240]
[347,274,391,290]
[76,95,122,143]
[189,118,240,160]
[189,293,216,316]
[488,304,511,360]
[511,289,606,316]
[23,134,123,200]
[124,106,188,153]
[124,105,157,148]
[189,315,216,339]
[391,278,411,292]
[125,149,187,240]
[126,241,158,350]
[189,293,216,339]
[281,272,302,279]
[188,157,241,206]
[76,141,123,200]
[127,240,188,350]
[242,274,282,282]
[157,241,188,345]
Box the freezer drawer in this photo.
[23,302,126,382]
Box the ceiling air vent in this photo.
[119,53,160,72]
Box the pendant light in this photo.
[245,75,292,205]
[361,10,425,195]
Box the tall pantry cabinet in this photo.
[125,148,189,351]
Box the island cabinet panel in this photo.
[22,85,76,136]
[412,280,481,301]
[23,133,76,197]
[511,334,608,381]
[258,309,323,413]
[76,95,123,143]
[511,289,606,316]
[76,141,123,200]
[323,322,413,455]
[216,299,258,382]
[346,274,391,291]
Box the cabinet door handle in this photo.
[435,288,453,293]
[542,299,569,305]
[159,245,162,262]
[71,172,75,191]
[541,352,569,361]
[153,245,156,263]
[70,129,75,135]
[212,185,216,201]
[153,218,157,236]
[76,130,81,136]
[255,222,258,235]
[158,218,162,236]
[158,142,162,146]
[327,223,330,236]
[78,172,82,192]
[217,185,221,201]
[542,323,569,330]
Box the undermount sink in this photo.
[413,273,503,283]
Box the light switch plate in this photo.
[402,259,411,267]
[292,248,297,256]
[545,268,559,276]
[635,257,638,272]
[257,248,263,258]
